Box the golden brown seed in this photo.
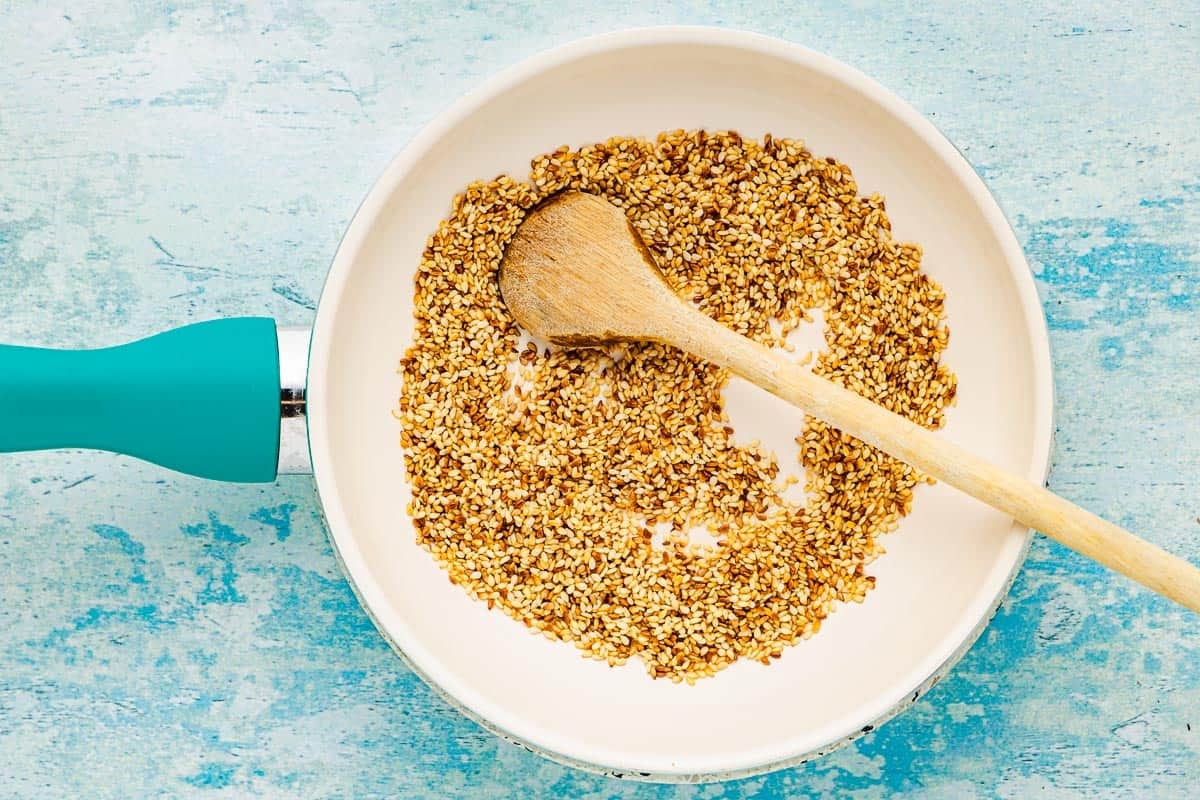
[396,130,955,681]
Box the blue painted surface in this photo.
[0,2,1197,797]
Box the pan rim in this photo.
[304,25,1055,781]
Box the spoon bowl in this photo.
[500,192,678,346]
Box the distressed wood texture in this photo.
[0,2,1197,798]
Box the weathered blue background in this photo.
[1,1,1197,797]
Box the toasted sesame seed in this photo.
[396,130,956,681]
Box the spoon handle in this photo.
[667,311,1200,613]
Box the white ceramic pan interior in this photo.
[306,27,1053,780]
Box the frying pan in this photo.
[0,27,1053,781]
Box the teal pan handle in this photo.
[0,318,307,482]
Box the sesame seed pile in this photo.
[398,130,955,682]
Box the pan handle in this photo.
[0,318,310,482]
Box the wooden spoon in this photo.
[499,190,1200,613]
